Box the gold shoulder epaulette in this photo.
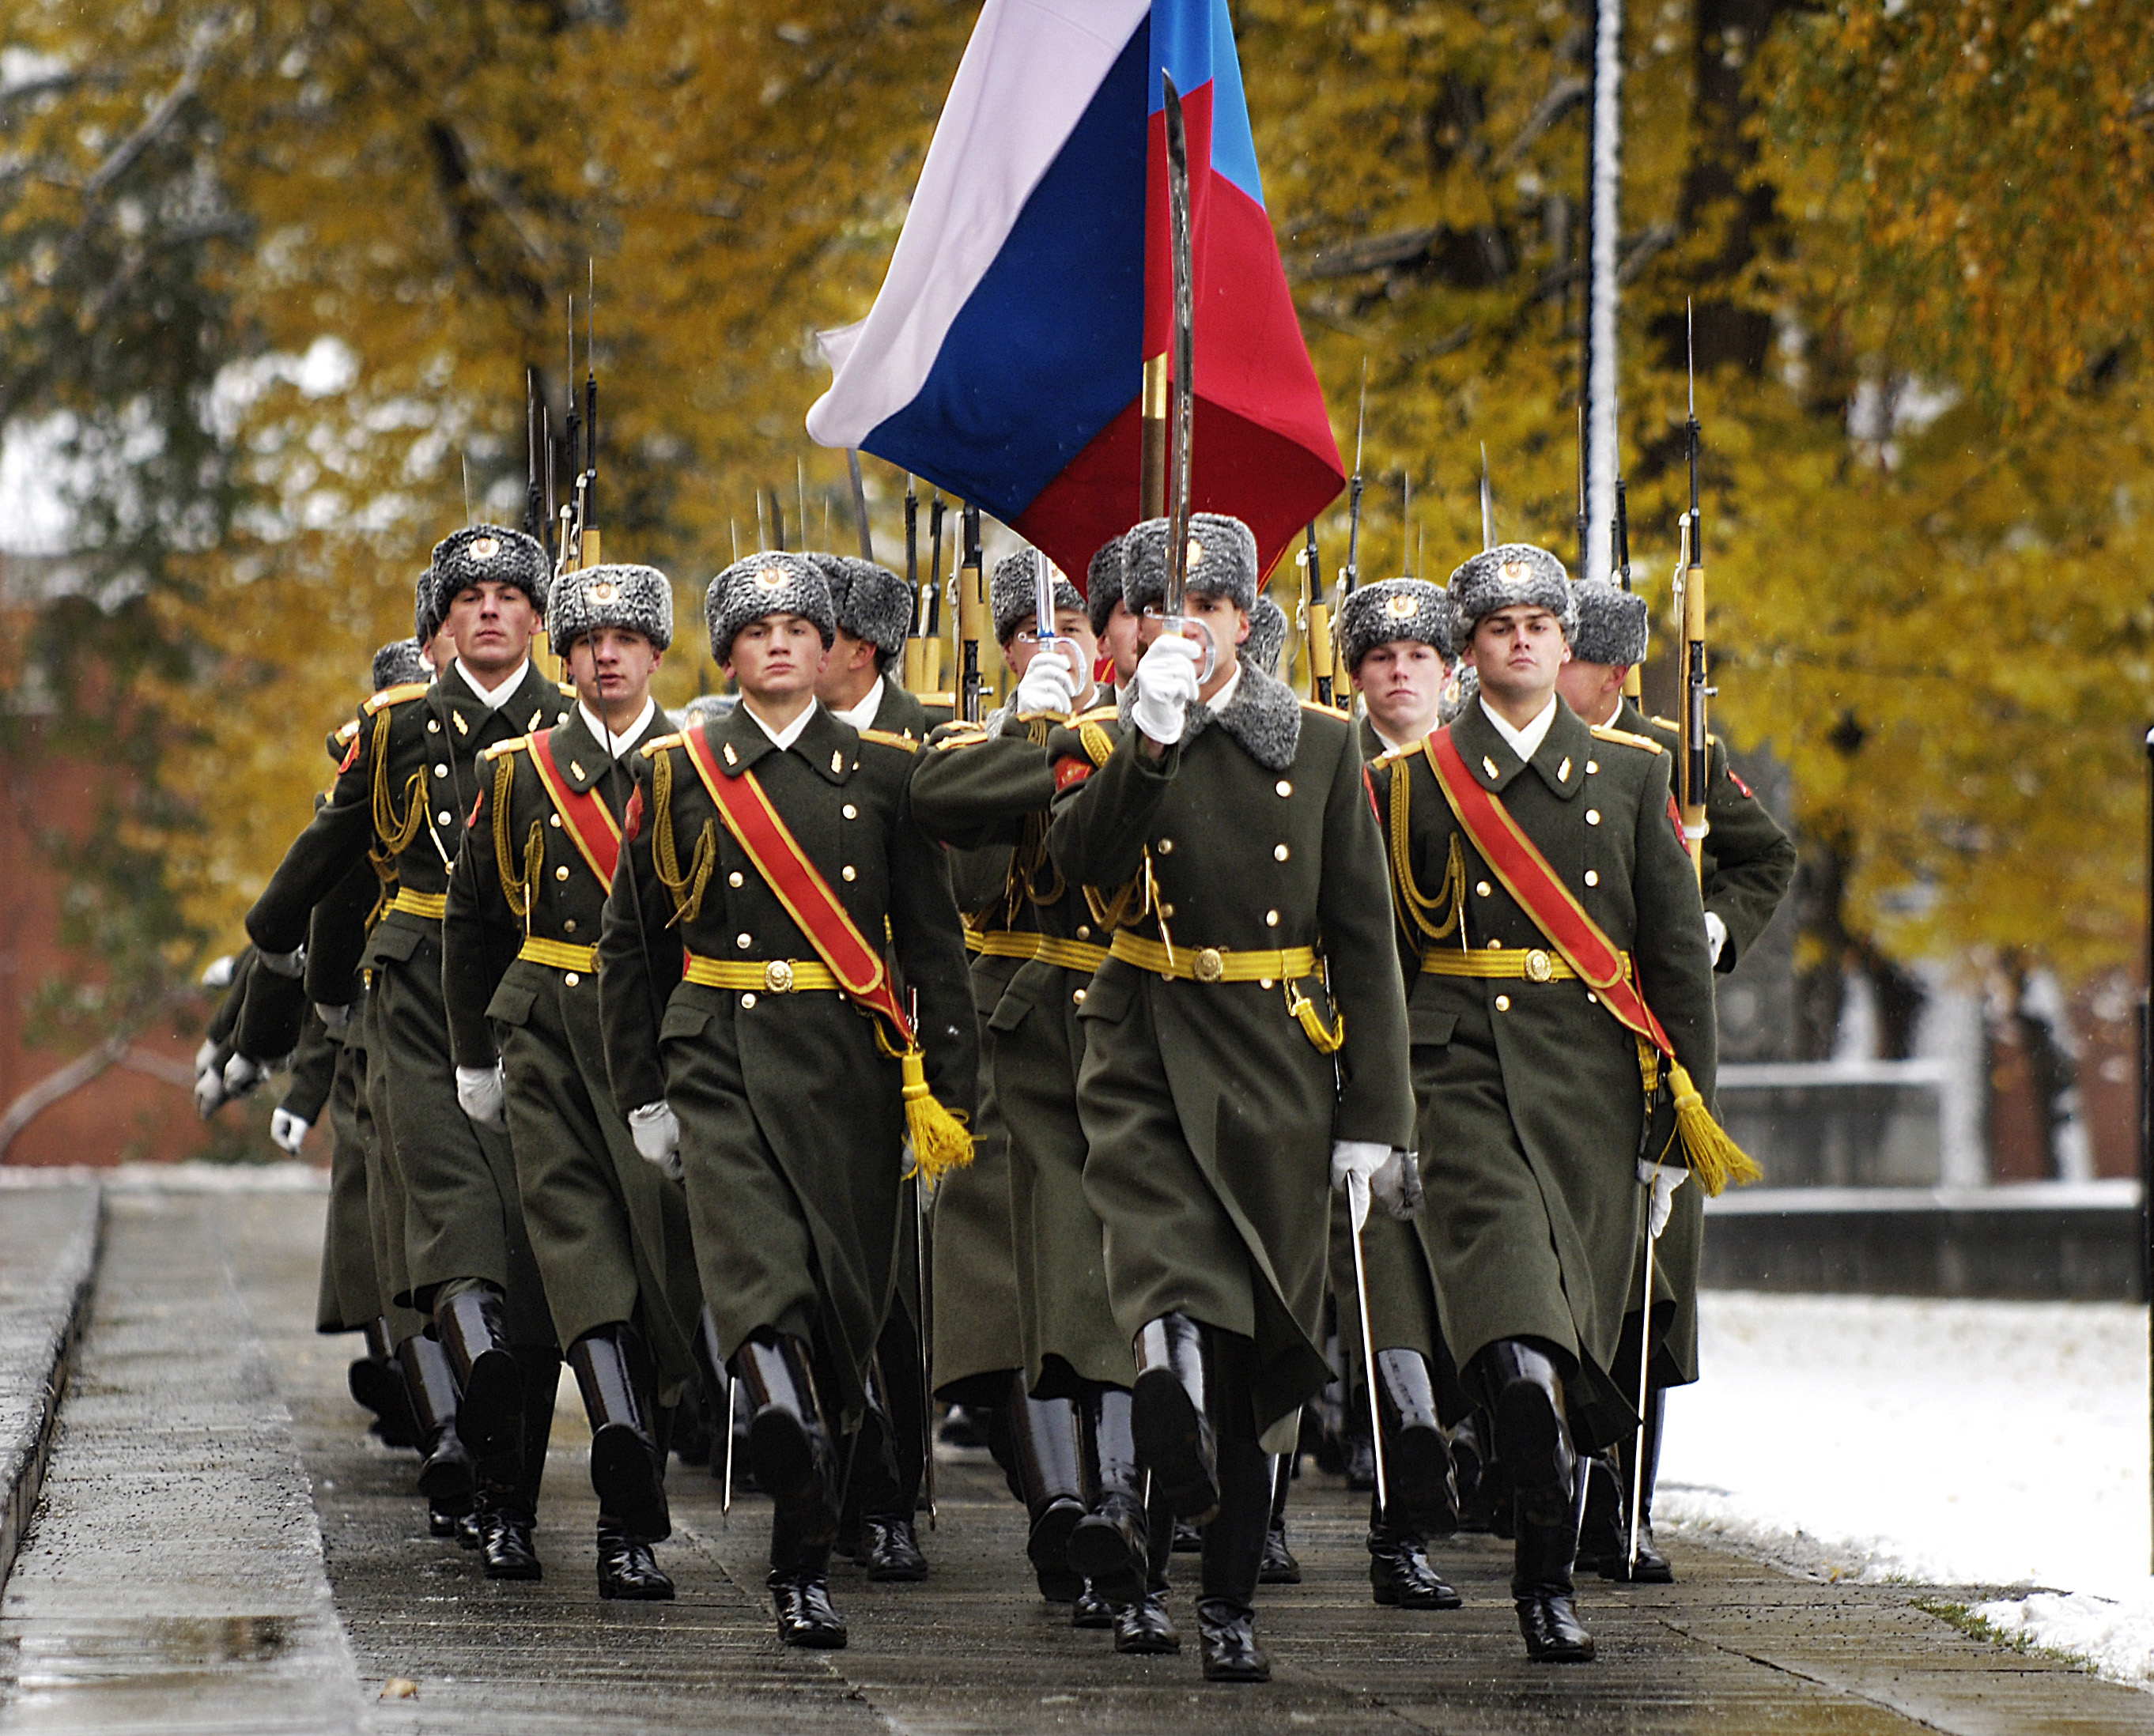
[480,735,532,762]
[931,723,992,751]
[1591,723,1664,755]
[361,681,430,715]
[557,681,577,697]
[1300,698,1350,719]
[333,718,361,745]
[1075,702,1120,724]
[1649,714,1718,745]
[859,726,923,753]
[639,732,685,760]
[1369,744,1406,769]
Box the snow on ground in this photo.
[0,1160,328,1191]
[1667,1289,2154,1689]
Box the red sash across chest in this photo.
[527,728,622,887]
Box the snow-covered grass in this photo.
[1667,1289,2154,1690]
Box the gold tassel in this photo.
[1285,979,1346,1054]
[899,1044,973,1188]
[1664,1061,1763,1197]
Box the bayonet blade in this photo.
[847,449,874,562]
[1162,69,1195,621]
[1034,547,1058,651]
[1479,443,1493,551]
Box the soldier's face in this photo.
[1355,640,1449,743]
[1139,591,1246,702]
[566,627,660,715]
[725,612,827,700]
[447,580,536,677]
[1004,609,1098,689]
[1100,599,1143,685]
[1554,657,1628,727]
[1464,606,1568,706]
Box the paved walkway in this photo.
[4,1184,2152,1734]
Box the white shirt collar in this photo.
[830,674,885,733]
[577,696,656,760]
[742,696,818,752]
[455,657,528,711]
[1479,693,1559,764]
[1203,662,1244,715]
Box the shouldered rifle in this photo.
[1299,521,1332,708]
[1160,71,1215,683]
[558,294,582,576]
[924,489,947,697]
[959,501,984,723]
[580,267,599,568]
[1479,443,1494,550]
[524,368,547,560]
[847,449,874,562]
[1614,467,1642,698]
[1675,301,1710,880]
[903,476,926,695]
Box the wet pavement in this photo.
[4,1183,2153,1734]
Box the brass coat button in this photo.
[841,866,857,882]
[1275,779,1292,797]
[741,991,758,1007]
[729,871,744,888]
[736,933,752,949]
[550,813,561,828]
[1585,870,1599,887]
[1476,880,1492,897]
[563,919,576,933]
[842,804,858,820]
[564,972,580,987]
[1495,994,1511,1011]
[1273,844,1290,862]
[1194,948,1226,983]
[1586,809,1601,825]
[555,865,571,881]
[434,763,449,777]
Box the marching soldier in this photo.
[1555,578,1795,1581]
[1339,579,1455,758]
[598,553,975,1649]
[814,553,949,740]
[247,526,570,1579]
[1366,545,1722,1662]
[1048,515,1417,1682]
[1089,536,1139,694]
[912,551,1185,1652]
[1243,594,1288,681]
[444,561,705,1600]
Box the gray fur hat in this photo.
[1568,579,1650,667]
[990,549,1086,646]
[673,693,736,730]
[1439,662,1479,726]
[425,524,550,625]
[705,551,835,666]
[1446,542,1575,645]
[549,562,675,654]
[1244,594,1288,677]
[1087,536,1126,637]
[813,553,914,660]
[414,574,443,647]
[1122,513,1259,617]
[372,637,428,693]
[1337,578,1450,672]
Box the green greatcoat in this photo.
[1370,699,1717,1448]
[247,661,572,1341]
[1617,696,1795,1387]
[442,704,704,1402]
[598,702,977,1432]
[1049,667,1415,1447]
[912,703,1132,1398]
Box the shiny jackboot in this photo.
[769,1508,847,1648]
[1574,1447,1624,1576]
[849,1361,928,1582]
[400,1331,474,1523]
[1450,1410,1493,1533]
[1479,1340,1592,1662]
[1067,1385,1147,1602]
[1601,1387,1673,1583]
[350,1317,420,1448]
[1003,1372,1086,1602]
[474,1345,558,1581]
[568,1324,674,1600]
[733,1333,841,1548]
[1131,1314,1219,1524]
[1376,1348,1460,1538]
[1366,1493,1462,1610]
[1196,1428,1274,1683]
[1113,1487,1181,1655]
[1259,1449,1300,1584]
[436,1285,523,1462]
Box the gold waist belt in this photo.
[519,936,598,974]
[1419,945,1627,984]
[1034,935,1109,974]
[387,889,447,921]
[965,928,1039,961]
[682,952,841,994]
[1109,931,1317,985]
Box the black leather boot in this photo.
[852,1360,928,1581]
[1004,1372,1086,1601]
[596,1521,675,1599]
[1196,1427,1273,1683]
[1067,1384,1147,1600]
[436,1287,523,1462]
[1477,1339,1577,1530]
[1114,1490,1181,1655]
[1574,1447,1623,1576]
[401,1333,475,1515]
[1376,1348,1460,1537]
[1132,1314,1219,1523]
[1367,1496,1462,1610]
[1602,1387,1673,1583]
[474,1485,542,1579]
[769,1511,847,1648]
[1513,1470,1593,1662]
[1451,1409,1492,1533]
[475,1345,557,1581]
[1259,1450,1300,1583]
[569,1323,671,1544]
[352,1318,421,1447]
[1071,1582,1116,1629]
[733,1332,841,1547]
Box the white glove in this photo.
[455,1062,506,1130]
[193,1066,229,1119]
[1704,911,1728,966]
[194,1037,221,1077]
[1637,1158,1687,1240]
[269,1108,311,1155]
[630,1101,683,1181]
[1332,1140,1422,1224]
[1013,645,1080,717]
[1129,632,1203,745]
[222,1053,269,1098]
[315,1002,352,1032]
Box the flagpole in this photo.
[1583,0,1623,582]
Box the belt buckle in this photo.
[1525,949,1554,983]
[763,959,795,994]
[1194,947,1225,984]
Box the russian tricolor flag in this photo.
[805,0,1342,587]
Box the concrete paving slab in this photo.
[0,1187,99,1601]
